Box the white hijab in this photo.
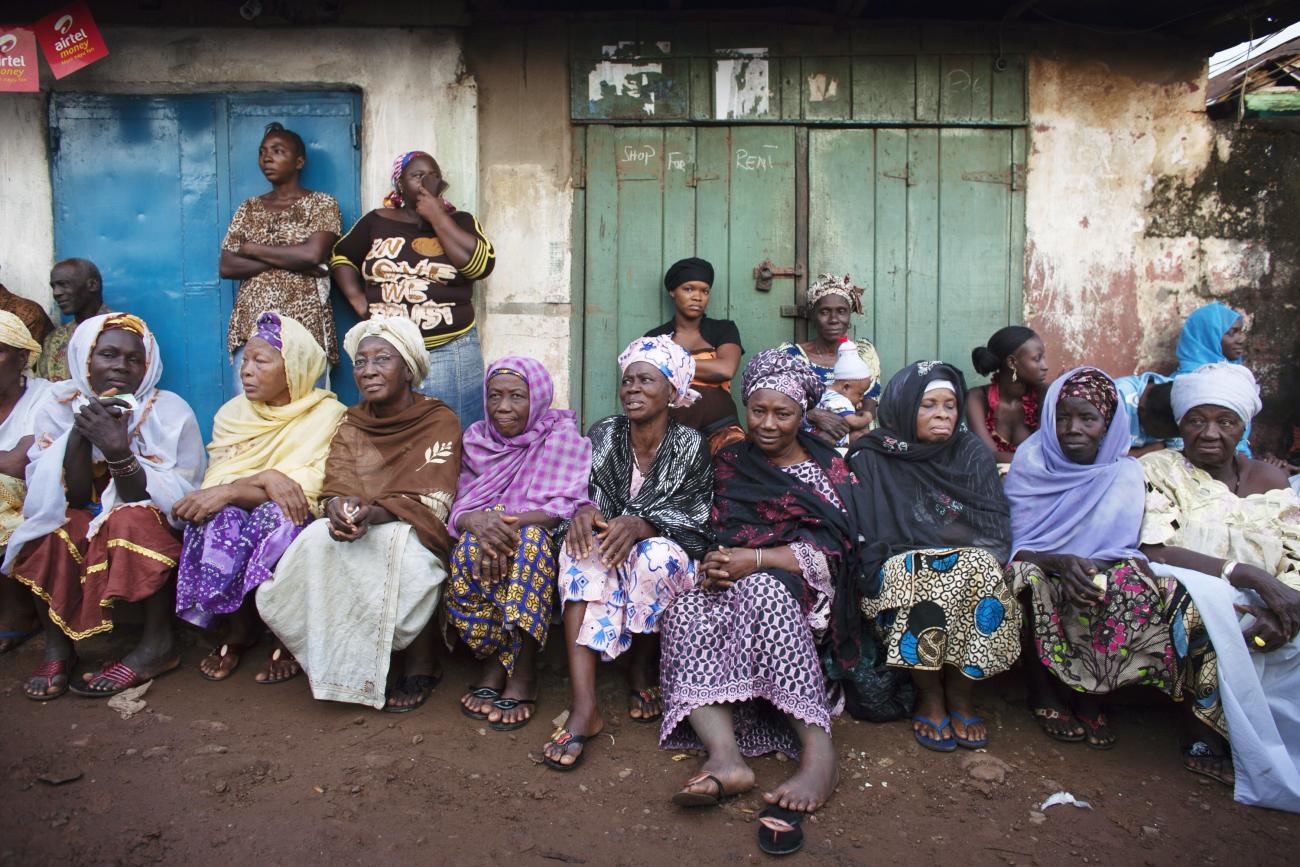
[0,378,53,454]
[2,314,206,573]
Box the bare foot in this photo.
[764,731,839,813]
[253,645,300,684]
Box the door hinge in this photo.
[962,162,1026,191]
[686,172,719,188]
[882,166,913,186]
[350,122,361,150]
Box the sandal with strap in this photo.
[543,728,595,772]
[950,711,989,750]
[1077,712,1116,751]
[461,686,502,720]
[199,642,251,682]
[629,686,663,724]
[255,647,301,685]
[24,654,78,702]
[383,673,442,714]
[488,696,537,732]
[757,805,805,856]
[672,773,734,809]
[70,657,180,698]
[912,714,957,753]
[1032,705,1086,743]
[1183,742,1234,787]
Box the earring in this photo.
[1011,367,1018,383]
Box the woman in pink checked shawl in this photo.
[446,356,593,731]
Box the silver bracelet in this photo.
[755,548,763,570]
[1219,559,1238,582]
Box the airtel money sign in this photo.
[0,27,38,92]
[36,1,108,80]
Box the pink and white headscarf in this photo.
[617,336,700,408]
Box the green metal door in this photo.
[576,125,799,426]
[575,124,1025,424]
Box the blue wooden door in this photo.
[49,91,361,439]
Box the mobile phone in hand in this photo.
[421,175,449,197]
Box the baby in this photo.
[807,338,875,446]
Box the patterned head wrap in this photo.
[741,347,824,412]
[1171,361,1262,424]
[806,273,863,315]
[344,315,430,382]
[101,312,147,338]
[252,311,284,352]
[1056,367,1119,426]
[382,150,454,212]
[617,335,700,409]
[0,310,41,370]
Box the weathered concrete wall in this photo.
[0,26,477,313]
[467,23,576,405]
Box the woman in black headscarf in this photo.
[849,361,1018,752]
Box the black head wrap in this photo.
[664,257,714,293]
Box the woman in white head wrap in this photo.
[1139,361,1300,797]
[8,313,205,700]
[0,311,55,654]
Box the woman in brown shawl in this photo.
[256,316,462,711]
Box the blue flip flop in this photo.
[912,714,957,752]
[950,711,989,749]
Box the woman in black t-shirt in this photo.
[330,151,495,428]
[644,258,745,455]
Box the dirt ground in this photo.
[1,624,1297,867]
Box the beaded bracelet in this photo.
[108,458,141,478]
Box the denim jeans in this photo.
[231,344,329,397]
[416,325,484,429]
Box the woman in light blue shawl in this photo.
[1175,302,1251,455]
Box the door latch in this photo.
[753,259,803,292]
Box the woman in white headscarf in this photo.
[1140,362,1300,799]
[7,313,205,700]
[0,311,54,654]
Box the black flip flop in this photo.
[488,697,537,731]
[672,773,732,808]
[542,728,594,772]
[460,686,502,720]
[383,673,442,714]
[757,805,805,856]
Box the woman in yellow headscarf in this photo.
[0,311,54,654]
[172,311,345,683]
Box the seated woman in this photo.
[850,362,1019,751]
[0,312,54,653]
[661,349,862,856]
[644,257,745,455]
[779,273,881,445]
[173,312,345,683]
[966,326,1051,463]
[257,316,461,711]
[1006,368,1183,748]
[1174,302,1251,456]
[447,357,592,731]
[7,314,204,699]
[542,336,713,771]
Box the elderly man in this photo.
[37,259,111,382]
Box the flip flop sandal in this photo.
[70,657,179,698]
[1183,743,1234,787]
[383,673,442,714]
[461,686,503,720]
[757,805,805,856]
[256,647,301,685]
[488,697,537,731]
[1032,706,1086,743]
[629,687,663,724]
[672,773,734,808]
[0,626,40,654]
[912,714,957,753]
[24,655,77,702]
[542,728,594,772]
[1077,713,1116,751]
[198,642,250,682]
[950,711,989,750]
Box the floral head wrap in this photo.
[1056,367,1119,426]
[741,347,824,413]
[806,273,864,315]
[382,150,454,212]
[617,336,700,409]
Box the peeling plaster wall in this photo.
[0,27,476,314]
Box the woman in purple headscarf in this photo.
[1006,368,1204,750]
[446,357,592,732]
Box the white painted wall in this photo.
[0,26,477,314]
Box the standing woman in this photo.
[0,313,54,653]
[541,336,713,771]
[172,312,346,683]
[967,326,1051,463]
[220,123,342,380]
[8,314,205,699]
[330,151,496,428]
[644,257,746,455]
[850,362,1019,751]
[779,273,881,444]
